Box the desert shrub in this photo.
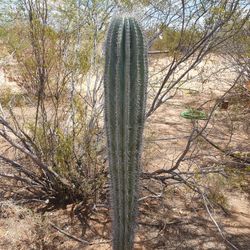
[0,87,13,106]
[0,0,106,216]
[2,14,92,98]
[0,93,107,212]
[206,174,229,209]
[151,26,203,55]
[0,87,26,107]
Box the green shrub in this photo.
[151,26,203,55]
[0,87,25,107]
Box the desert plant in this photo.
[0,0,107,217]
[104,16,148,250]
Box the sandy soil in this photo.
[0,54,249,249]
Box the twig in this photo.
[200,134,250,164]
[50,222,89,245]
[50,222,111,246]
[201,193,239,250]
[138,192,163,202]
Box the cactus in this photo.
[104,16,148,250]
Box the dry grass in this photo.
[0,201,48,250]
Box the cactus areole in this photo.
[103,16,148,250]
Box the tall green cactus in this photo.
[104,16,148,250]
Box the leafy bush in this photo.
[151,26,203,55]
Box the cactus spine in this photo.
[104,16,148,250]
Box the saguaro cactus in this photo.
[104,16,148,250]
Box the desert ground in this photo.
[0,54,249,249]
